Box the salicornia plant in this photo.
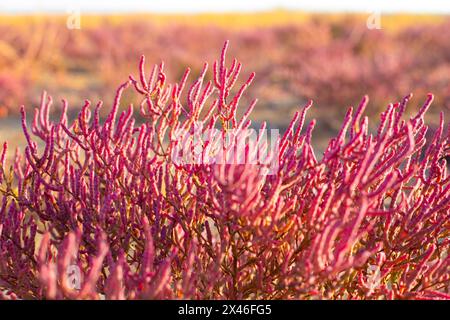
[0,42,448,300]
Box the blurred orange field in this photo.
[0,11,449,152]
[1,11,446,29]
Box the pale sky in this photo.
[1,0,449,14]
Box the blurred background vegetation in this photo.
[0,11,449,152]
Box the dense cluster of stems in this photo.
[0,42,449,299]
